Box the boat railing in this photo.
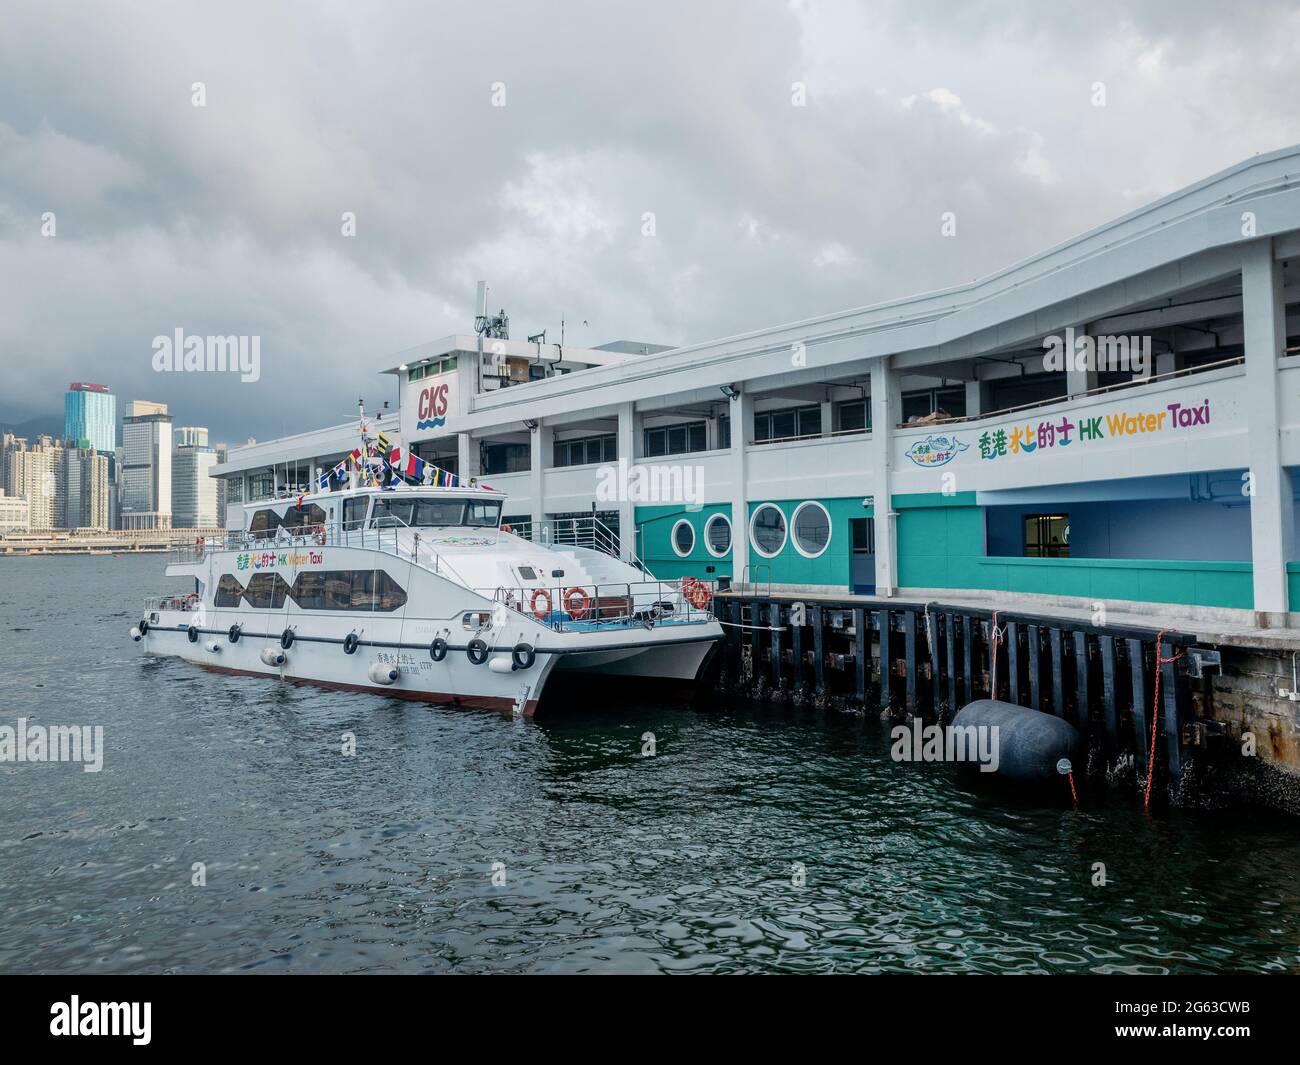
[171,523,470,586]
[143,594,201,613]
[505,516,654,576]
[473,576,716,633]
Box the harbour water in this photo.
[2,555,1298,974]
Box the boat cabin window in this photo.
[281,503,327,532]
[244,572,291,609]
[249,508,281,539]
[370,497,502,528]
[343,496,369,531]
[517,565,537,581]
[290,570,408,612]
[215,574,245,606]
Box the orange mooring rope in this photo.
[1067,769,1078,808]
[1143,629,1184,808]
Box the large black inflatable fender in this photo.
[950,700,1081,783]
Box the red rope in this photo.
[1067,770,1078,808]
[1143,630,1184,808]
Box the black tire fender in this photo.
[228,624,241,644]
[429,637,448,662]
[280,628,294,650]
[343,633,360,655]
[187,625,199,643]
[466,638,489,665]
[511,643,536,670]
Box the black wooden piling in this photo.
[1073,630,1091,731]
[1049,628,1065,718]
[1127,638,1149,785]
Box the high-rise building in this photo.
[172,443,217,528]
[120,404,173,530]
[0,490,30,532]
[60,447,109,530]
[174,426,209,448]
[6,446,59,531]
[1,432,28,497]
[64,383,116,455]
[215,443,229,526]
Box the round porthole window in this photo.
[791,501,832,558]
[749,504,787,558]
[671,518,695,557]
[704,513,732,557]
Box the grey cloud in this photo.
[1,0,1298,442]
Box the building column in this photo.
[457,431,480,484]
[529,421,554,534]
[820,397,834,436]
[1243,239,1293,622]
[870,357,902,597]
[729,388,754,584]
[616,403,637,562]
[964,378,983,419]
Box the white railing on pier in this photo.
[505,516,653,576]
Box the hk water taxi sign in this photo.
[971,399,1212,464]
[898,390,1222,475]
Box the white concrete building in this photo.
[214,147,1300,626]
[0,489,30,533]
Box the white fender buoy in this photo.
[367,661,398,685]
[205,640,222,654]
[488,656,515,674]
[259,647,287,667]
[130,626,142,642]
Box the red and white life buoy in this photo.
[530,588,553,619]
[564,587,590,620]
[685,580,712,610]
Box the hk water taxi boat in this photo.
[131,481,722,716]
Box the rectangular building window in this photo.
[642,421,706,457]
[1024,514,1069,558]
[834,399,870,433]
[553,434,616,467]
[754,405,821,443]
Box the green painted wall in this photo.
[636,496,873,586]
[896,492,1255,609]
[636,503,734,581]
[1288,562,1300,611]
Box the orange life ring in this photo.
[530,588,553,619]
[563,587,590,620]
[686,580,711,610]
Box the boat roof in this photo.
[242,483,504,509]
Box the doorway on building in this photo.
[850,517,875,595]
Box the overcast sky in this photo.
[2,0,1299,444]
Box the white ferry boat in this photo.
[132,482,722,716]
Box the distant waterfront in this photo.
[3,555,1299,974]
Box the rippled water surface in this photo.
[2,555,1298,973]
